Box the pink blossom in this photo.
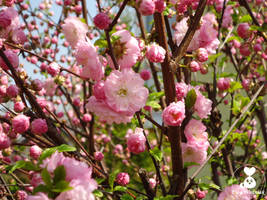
[0,10,12,28]
[31,79,44,91]
[44,78,57,96]
[240,43,251,57]
[184,119,208,144]
[12,28,27,44]
[93,81,106,100]
[196,48,208,62]
[175,82,188,101]
[138,0,155,16]
[194,90,212,119]
[155,0,166,13]
[189,61,200,72]
[12,114,30,133]
[182,141,207,166]
[55,179,97,200]
[149,178,157,189]
[0,132,11,149]
[93,13,111,30]
[14,102,25,113]
[104,69,148,115]
[162,102,186,126]
[0,50,19,70]
[29,145,42,159]
[218,185,253,200]
[94,151,104,161]
[116,172,130,186]
[31,119,48,135]
[237,23,251,39]
[16,190,28,200]
[26,192,50,200]
[82,114,92,122]
[108,30,140,69]
[196,189,207,199]
[41,151,65,173]
[0,8,20,39]
[6,85,19,98]
[146,43,166,63]
[47,62,60,77]
[80,62,104,81]
[127,128,146,154]
[62,16,88,48]
[222,6,233,28]
[86,96,132,124]
[217,77,231,91]
[74,41,97,66]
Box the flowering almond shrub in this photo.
[0,0,266,200]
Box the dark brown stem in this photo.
[255,101,267,151]
[105,30,119,70]
[153,12,184,198]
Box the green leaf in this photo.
[208,52,222,63]
[154,195,178,200]
[185,89,197,109]
[183,162,200,168]
[53,165,66,184]
[240,15,252,23]
[9,160,39,173]
[39,144,76,162]
[94,39,108,48]
[121,193,134,200]
[109,172,116,191]
[111,35,121,43]
[114,186,127,192]
[249,25,262,31]
[228,81,242,93]
[226,36,241,43]
[80,18,86,24]
[148,91,164,101]
[41,168,52,187]
[146,101,161,109]
[93,190,104,197]
[198,183,220,191]
[33,184,50,194]
[149,147,163,162]
[52,180,72,193]
[227,177,238,185]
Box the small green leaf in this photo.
[183,162,200,168]
[198,183,220,191]
[94,39,108,48]
[53,165,66,184]
[111,35,121,43]
[41,168,52,187]
[52,180,72,193]
[185,89,197,109]
[228,81,242,93]
[9,160,39,173]
[114,186,127,192]
[33,184,50,194]
[146,101,161,109]
[149,147,163,162]
[93,190,104,197]
[109,172,116,191]
[208,52,222,63]
[240,15,252,23]
[121,193,134,200]
[80,18,86,24]
[148,91,164,101]
[39,144,76,162]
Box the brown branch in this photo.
[172,0,206,65]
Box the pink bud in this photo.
[31,79,44,91]
[237,23,251,39]
[73,97,81,107]
[31,118,48,135]
[15,190,28,200]
[253,43,262,52]
[116,172,130,186]
[239,44,251,56]
[47,62,60,76]
[12,114,30,134]
[162,102,185,126]
[29,145,42,159]
[6,85,19,98]
[196,189,207,199]
[94,151,104,161]
[190,61,200,72]
[93,13,111,30]
[82,114,92,122]
[149,178,156,189]
[138,0,156,16]
[140,69,151,81]
[217,78,230,91]
[127,128,146,154]
[14,102,25,113]
[93,81,106,100]
[155,0,166,13]
[0,11,12,28]
[196,48,209,62]
[146,43,166,63]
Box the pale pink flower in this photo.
[108,30,140,69]
[62,16,88,48]
[93,81,106,100]
[217,77,231,91]
[0,50,19,70]
[94,151,104,161]
[237,23,251,39]
[47,62,60,77]
[12,114,30,133]
[55,179,97,200]
[6,84,19,98]
[138,0,156,16]
[104,69,148,115]
[189,61,200,72]
[196,48,208,62]
[162,102,186,126]
[184,119,208,144]
[182,141,207,166]
[194,90,212,119]
[0,7,20,39]
[12,28,27,45]
[127,128,146,154]
[16,190,28,200]
[74,41,97,66]
[222,6,233,28]
[40,151,65,173]
[44,78,57,96]
[175,82,188,101]
[80,60,104,81]
[218,185,253,200]
[26,192,50,200]
[146,43,166,63]
[86,96,132,124]
[116,172,130,186]
[31,119,48,135]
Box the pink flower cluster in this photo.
[86,69,148,124]
[173,13,219,54]
[27,151,98,200]
[182,119,209,166]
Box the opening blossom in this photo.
[162,102,186,126]
[12,114,30,133]
[146,43,166,63]
[31,118,48,135]
[218,184,253,200]
[127,127,146,154]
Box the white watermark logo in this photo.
[240,167,257,189]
